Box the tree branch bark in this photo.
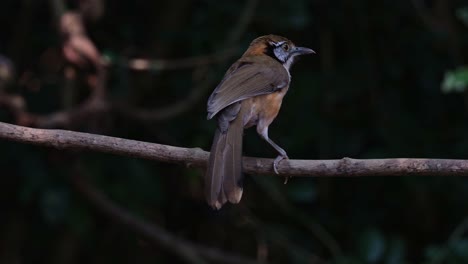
[1,121,468,177]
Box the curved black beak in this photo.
[293,46,316,56]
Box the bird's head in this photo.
[243,34,315,69]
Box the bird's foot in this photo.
[273,154,288,175]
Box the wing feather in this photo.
[207,56,289,119]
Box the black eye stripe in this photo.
[264,44,283,63]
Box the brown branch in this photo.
[11,53,229,128]
[33,98,110,128]
[71,168,261,264]
[0,94,26,117]
[46,0,110,129]
[35,0,260,126]
[1,121,468,176]
[0,91,111,129]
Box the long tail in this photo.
[205,114,244,210]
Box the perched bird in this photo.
[206,35,315,209]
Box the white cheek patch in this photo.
[273,48,288,63]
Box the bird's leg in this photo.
[258,126,288,174]
[269,140,288,174]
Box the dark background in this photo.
[1,0,468,263]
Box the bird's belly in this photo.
[242,90,286,128]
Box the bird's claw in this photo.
[273,154,288,174]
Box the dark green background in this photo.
[1,0,468,263]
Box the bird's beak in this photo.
[293,46,316,56]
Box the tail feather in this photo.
[206,115,244,209]
[223,115,243,203]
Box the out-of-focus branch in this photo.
[0,93,31,126]
[34,0,258,126]
[8,67,109,129]
[71,169,261,264]
[0,91,110,129]
[32,98,110,128]
[118,48,237,71]
[0,94,26,116]
[48,0,109,130]
[60,12,103,69]
[24,0,238,127]
[121,0,259,122]
[35,0,260,126]
[3,122,468,177]
[70,172,207,264]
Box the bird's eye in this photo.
[282,43,290,51]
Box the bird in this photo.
[206,35,315,209]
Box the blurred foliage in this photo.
[442,67,468,93]
[2,0,468,263]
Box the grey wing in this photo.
[207,59,289,120]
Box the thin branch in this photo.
[32,98,110,128]
[46,0,111,130]
[2,121,468,177]
[0,94,26,118]
[71,168,261,264]
[35,0,260,126]
[116,48,237,71]
[122,0,259,122]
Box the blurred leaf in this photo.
[441,67,468,93]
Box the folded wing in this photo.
[207,56,289,120]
